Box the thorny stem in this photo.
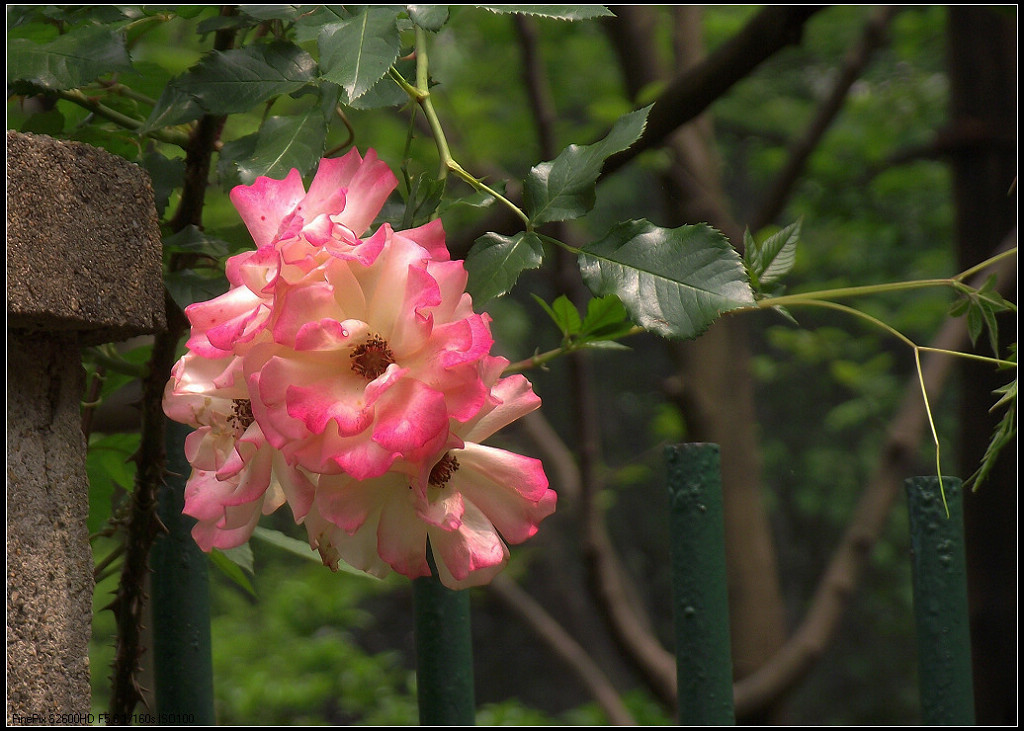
[55,88,191,148]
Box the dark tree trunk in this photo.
[946,7,1017,725]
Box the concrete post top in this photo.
[7,130,166,344]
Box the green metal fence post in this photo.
[666,443,736,725]
[905,476,975,725]
[413,546,475,726]
[150,419,215,724]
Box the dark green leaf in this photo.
[345,69,408,110]
[7,25,134,90]
[218,132,259,190]
[210,547,257,597]
[402,173,446,229]
[20,109,66,136]
[524,105,650,225]
[407,5,450,30]
[947,296,971,318]
[178,41,317,116]
[163,225,231,259]
[140,81,204,133]
[578,219,755,340]
[967,376,1016,490]
[234,108,327,184]
[239,4,311,21]
[473,5,614,21]
[293,5,353,42]
[143,152,185,217]
[966,304,983,347]
[318,7,401,104]
[465,231,545,304]
[166,269,229,310]
[86,434,137,534]
[195,14,262,34]
[980,302,1000,356]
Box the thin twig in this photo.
[489,576,636,725]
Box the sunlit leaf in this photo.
[578,220,754,340]
[407,5,450,31]
[235,108,327,183]
[318,7,401,104]
[473,5,614,21]
[178,41,318,115]
[7,25,134,90]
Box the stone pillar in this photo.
[6,131,165,724]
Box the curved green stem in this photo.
[913,347,948,514]
[917,346,1016,369]
[953,246,1017,282]
[392,28,531,226]
[503,326,644,374]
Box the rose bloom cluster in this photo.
[163,149,556,589]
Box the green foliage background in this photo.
[8,4,1010,725]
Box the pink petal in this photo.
[230,168,306,248]
[377,490,431,579]
[428,499,509,588]
[453,443,556,544]
[459,374,542,443]
[371,378,450,459]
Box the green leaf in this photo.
[578,220,755,340]
[534,294,582,338]
[473,5,614,21]
[580,294,633,340]
[165,269,229,310]
[524,105,650,225]
[163,225,231,260]
[210,547,257,597]
[967,375,1016,491]
[143,152,185,217]
[251,526,376,577]
[465,231,545,304]
[235,108,328,184]
[752,219,801,285]
[140,82,204,133]
[966,304,983,347]
[20,108,66,136]
[7,25,134,90]
[318,7,401,104]
[238,4,310,21]
[401,173,446,229]
[179,41,318,115]
[407,5,451,31]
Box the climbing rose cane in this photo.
[163,150,556,588]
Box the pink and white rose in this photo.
[163,150,556,589]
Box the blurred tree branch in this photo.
[750,5,897,231]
